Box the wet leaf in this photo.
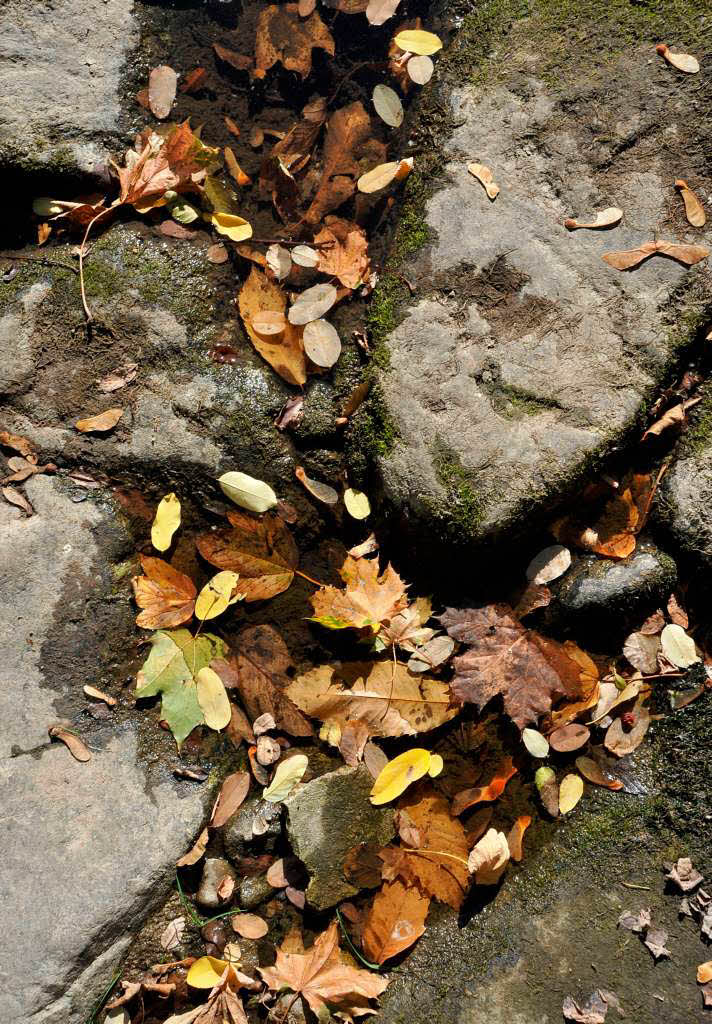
[219,470,278,514]
[213,43,253,73]
[559,773,584,814]
[132,555,197,629]
[238,267,307,386]
[362,879,430,963]
[675,179,706,226]
[407,54,434,84]
[195,571,243,621]
[48,724,92,762]
[506,815,531,862]
[262,753,309,802]
[148,65,178,120]
[370,748,433,804]
[255,5,335,78]
[452,758,517,815]
[211,212,252,241]
[549,723,590,752]
[310,554,408,632]
[295,466,339,505]
[151,493,181,552]
[196,666,232,730]
[525,544,571,584]
[75,407,123,433]
[602,239,708,269]
[394,28,442,55]
[196,510,298,601]
[644,927,670,960]
[575,756,623,791]
[522,727,550,758]
[288,282,338,326]
[468,827,510,884]
[656,43,699,74]
[228,624,312,736]
[667,594,688,628]
[303,320,342,368]
[373,84,404,127]
[564,207,622,230]
[660,623,700,667]
[210,771,251,827]
[180,67,208,94]
[467,162,499,200]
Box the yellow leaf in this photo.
[262,753,309,802]
[187,956,231,988]
[559,773,584,814]
[195,570,243,620]
[211,212,253,241]
[196,666,232,730]
[344,488,371,520]
[357,161,401,194]
[369,748,432,805]
[427,753,444,777]
[394,29,442,56]
[151,492,181,552]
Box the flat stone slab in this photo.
[379,42,711,546]
[0,0,137,177]
[659,423,712,571]
[0,476,210,1024]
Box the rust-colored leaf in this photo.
[210,771,251,828]
[196,508,298,601]
[603,239,708,270]
[452,758,517,816]
[394,791,469,909]
[675,179,706,227]
[255,5,335,78]
[48,724,92,762]
[549,723,590,752]
[238,266,307,386]
[362,880,430,964]
[131,555,196,629]
[233,624,313,737]
[506,815,531,862]
[179,67,208,93]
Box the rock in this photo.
[0,0,138,180]
[372,38,710,556]
[284,765,395,910]
[544,539,677,640]
[0,476,212,1024]
[657,404,712,570]
[201,920,229,953]
[239,874,274,910]
[224,796,283,862]
[197,858,238,909]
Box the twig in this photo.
[621,881,651,890]
[230,237,333,249]
[295,568,325,587]
[79,208,112,321]
[0,252,79,274]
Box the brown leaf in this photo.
[310,554,408,632]
[665,856,704,893]
[148,65,177,120]
[0,430,37,463]
[48,724,91,762]
[255,5,335,79]
[160,219,198,240]
[233,624,313,737]
[362,880,430,964]
[675,179,706,227]
[314,216,371,289]
[452,758,517,816]
[213,43,254,73]
[441,604,576,728]
[551,475,652,560]
[305,101,386,225]
[210,771,251,828]
[288,660,457,738]
[180,67,208,93]
[395,792,469,909]
[506,815,531,863]
[562,991,609,1024]
[176,826,209,866]
[603,239,708,270]
[196,508,298,601]
[225,147,251,187]
[604,702,650,756]
[97,363,138,393]
[642,397,700,439]
[131,555,196,629]
[232,913,269,939]
[260,921,388,1016]
[667,593,689,628]
[344,842,384,889]
[622,632,661,674]
[113,121,209,210]
[549,723,590,752]
[2,486,34,515]
[238,267,307,386]
[575,756,624,791]
[75,407,124,433]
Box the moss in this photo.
[346,381,400,483]
[485,382,562,419]
[427,438,486,540]
[682,390,712,455]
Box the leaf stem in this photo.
[335,908,381,971]
[401,847,470,870]
[295,569,325,587]
[79,209,111,321]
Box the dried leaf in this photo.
[292,244,319,267]
[656,43,699,74]
[176,826,209,867]
[549,724,590,753]
[161,917,186,951]
[559,773,584,814]
[562,992,608,1024]
[196,666,232,730]
[467,162,499,200]
[372,84,404,127]
[2,487,34,515]
[698,962,712,984]
[644,926,670,960]
[407,634,454,673]
[224,148,252,187]
[564,207,622,230]
[310,555,408,632]
[575,756,624,791]
[468,827,510,884]
[362,880,430,963]
[295,466,339,505]
[263,753,308,802]
[506,815,531,863]
[288,283,338,326]
[132,555,196,629]
[303,320,342,368]
[255,5,335,79]
[602,239,708,270]
[315,217,370,289]
[83,685,116,706]
[213,43,253,73]
[152,493,181,552]
[0,430,37,462]
[666,593,688,628]
[207,243,229,264]
[149,65,178,120]
[604,703,650,756]
[452,758,517,816]
[196,510,298,602]
[233,624,313,736]
[265,244,291,282]
[98,362,138,393]
[180,67,208,93]
[675,179,706,227]
[366,0,401,25]
[525,544,571,584]
[210,771,251,828]
[522,727,549,758]
[397,792,469,908]
[666,857,704,893]
[48,724,92,762]
[232,913,268,939]
[343,488,371,521]
[407,55,434,84]
[238,267,307,386]
[358,160,407,193]
[113,121,212,210]
[660,623,699,668]
[75,408,123,433]
[623,632,661,674]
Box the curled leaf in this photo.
[219,470,278,513]
[564,207,622,230]
[151,493,181,552]
[675,179,706,227]
[468,827,510,884]
[467,162,499,200]
[211,212,253,241]
[75,408,123,433]
[372,84,404,128]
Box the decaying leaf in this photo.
[197,510,298,602]
[295,466,339,505]
[666,857,704,893]
[656,43,700,74]
[602,239,708,270]
[506,815,531,863]
[395,792,470,908]
[564,207,622,230]
[260,921,388,1014]
[238,267,307,386]
[160,916,186,951]
[407,634,454,674]
[575,756,623,791]
[315,217,370,289]
[535,765,559,817]
[525,544,571,584]
[263,754,309,802]
[604,702,650,757]
[468,827,510,885]
[562,991,609,1024]
[113,121,213,211]
[660,623,700,668]
[132,555,197,629]
[255,5,335,78]
[393,28,443,55]
[98,362,138,393]
[152,493,181,552]
[48,723,92,762]
[362,879,430,963]
[310,554,408,632]
[148,65,178,120]
[675,179,706,227]
[75,408,123,433]
[372,84,404,127]
[467,162,499,200]
[231,624,313,736]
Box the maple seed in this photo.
[656,42,700,74]
[467,163,499,200]
[675,179,706,227]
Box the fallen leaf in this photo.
[452,758,517,816]
[132,555,196,629]
[467,162,499,200]
[0,430,37,462]
[642,397,701,439]
[407,54,434,84]
[255,5,335,78]
[315,217,370,289]
[666,857,704,893]
[362,879,430,963]
[98,363,138,393]
[343,488,372,521]
[623,632,661,674]
[644,927,670,960]
[2,487,34,515]
[207,243,229,264]
[208,771,251,830]
[408,634,454,673]
[288,283,338,326]
[160,219,197,239]
[373,84,404,127]
[261,921,388,1015]
[395,792,469,908]
[575,756,623,791]
[161,917,186,951]
[506,815,531,862]
[303,320,342,369]
[702,982,712,1008]
[559,773,584,814]
[468,827,510,884]
[549,724,590,753]
[196,510,298,602]
[224,147,252,187]
[288,660,456,737]
[618,906,651,933]
[562,991,609,1024]
[295,466,339,505]
[602,239,708,270]
[48,724,92,762]
[564,207,622,230]
[218,469,278,514]
[522,727,550,758]
[233,913,268,939]
[370,749,433,805]
[394,28,442,55]
[211,212,252,241]
[366,0,401,25]
[292,244,319,267]
[525,544,571,584]
[513,581,553,618]
[195,571,243,621]
[666,594,688,628]
[656,42,699,74]
[75,408,123,433]
[698,962,712,984]
[176,826,209,867]
[535,765,559,817]
[263,753,309,802]
[180,67,208,93]
[196,666,232,731]
[113,121,212,211]
[149,65,178,120]
[675,179,706,227]
[238,267,307,386]
[660,623,700,667]
[213,43,254,73]
[231,625,312,736]
[310,554,408,632]
[152,493,181,552]
[604,702,650,756]
[358,159,409,193]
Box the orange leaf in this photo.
[396,791,470,909]
[196,508,298,602]
[131,555,196,629]
[75,407,123,433]
[506,815,531,862]
[314,217,371,290]
[310,554,408,632]
[452,758,517,816]
[237,266,307,387]
[362,880,430,964]
[255,5,335,79]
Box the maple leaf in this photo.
[305,101,386,225]
[441,604,585,729]
[287,660,457,737]
[230,624,313,737]
[310,555,408,632]
[237,266,307,386]
[113,121,214,210]
[196,508,298,601]
[259,921,388,1017]
[131,555,196,629]
[362,879,430,964]
[315,217,371,289]
[255,5,335,78]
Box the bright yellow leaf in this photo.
[427,753,444,777]
[559,773,584,814]
[195,570,243,621]
[394,29,442,56]
[151,493,181,551]
[262,753,309,802]
[196,666,232,730]
[344,488,371,520]
[211,212,253,241]
[187,956,231,988]
[369,748,432,805]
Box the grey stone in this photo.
[377,45,711,547]
[0,476,212,1024]
[659,434,712,570]
[284,765,395,910]
[239,874,274,910]
[0,0,138,178]
[224,796,283,862]
[197,858,238,909]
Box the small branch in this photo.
[0,252,79,274]
[295,568,325,587]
